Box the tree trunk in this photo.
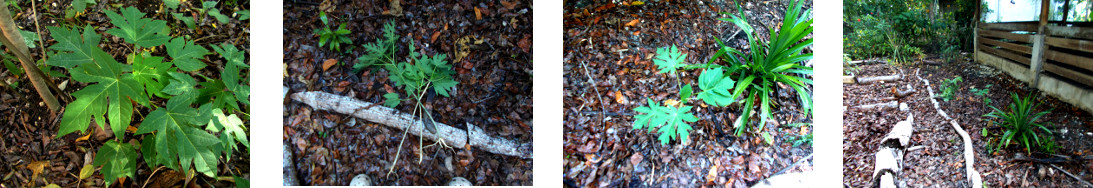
[0,0,58,113]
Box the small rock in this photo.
[899,102,909,112]
[449,177,472,186]
[350,174,372,186]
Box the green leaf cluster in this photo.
[314,11,352,52]
[50,6,249,185]
[633,98,697,145]
[653,45,687,74]
[354,21,399,73]
[713,0,813,135]
[984,93,1054,154]
[938,76,962,101]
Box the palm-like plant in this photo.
[984,93,1053,153]
[713,0,813,135]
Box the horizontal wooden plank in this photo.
[980,22,1040,32]
[978,29,1032,42]
[1044,50,1093,72]
[978,36,1032,54]
[978,43,1031,65]
[1045,25,1093,41]
[1045,36,1093,53]
[1043,63,1093,86]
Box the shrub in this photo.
[937,76,962,101]
[50,7,249,186]
[984,93,1054,154]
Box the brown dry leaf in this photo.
[629,153,643,166]
[430,31,442,43]
[126,125,138,133]
[500,0,518,10]
[318,0,335,12]
[625,19,640,27]
[614,91,628,104]
[283,63,289,78]
[706,159,720,183]
[474,7,482,20]
[27,160,48,184]
[322,59,338,72]
[664,99,679,107]
[631,1,645,5]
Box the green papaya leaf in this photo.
[93,140,137,187]
[383,92,400,108]
[104,7,170,48]
[653,45,687,74]
[166,37,209,72]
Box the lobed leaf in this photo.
[105,7,170,48]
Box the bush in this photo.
[937,76,962,101]
[984,93,1054,153]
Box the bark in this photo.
[283,143,299,186]
[0,0,58,113]
[855,75,902,84]
[843,76,856,84]
[916,68,983,187]
[872,114,913,188]
[291,91,532,159]
[847,59,887,65]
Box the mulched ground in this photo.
[0,0,250,187]
[562,0,813,187]
[282,0,533,185]
[842,58,1093,187]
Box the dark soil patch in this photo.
[0,0,250,187]
[562,1,813,187]
[283,0,533,186]
[842,59,1093,187]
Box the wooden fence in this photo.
[977,21,1093,87]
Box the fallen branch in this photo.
[291,91,532,159]
[1049,164,1093,187]
[855,74,902,84]
[847,59,887,65]
[872,114,913,188]
[283,143,299,186]
[852,101,899,111]
[916,68,983,187]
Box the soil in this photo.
[282,0,533,186]
[562,1,813,187]
[0,0,250,187]
[842,58,1093,187]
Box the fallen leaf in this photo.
[43,184,60,188]
[664,99,679,107]
[615,90,628,104]
[75,130,92,142]
[474,7,482,20]
[631,1,645,5]
[625,19,640,27]
[431,31,442,43]
[322,59,338,71]
[283,63,289,78]
[706,159,720,182]
[630,153,643,166]
[27,160,48,185]
[500,0,518,10]
[78,164,94,180]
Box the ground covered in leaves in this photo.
[282,0,533,186]
[0,0,250,187]
[842,58,1093,187]
[562,1,813,187]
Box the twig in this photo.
[916,68,983,187]
[580,61,606,126]
[1049,164,1093,187]
[773,153,813,176]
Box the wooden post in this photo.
[1030,0,1051,89]
[974,0,982,63]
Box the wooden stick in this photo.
[856,75,902,84]
[916,68,983,187]
[852,101,899,111]
[291,91,532,159]
[283,143,299,186]
[1049,164,1093,187]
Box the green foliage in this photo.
[355,21,399,73]
[71,0,97,13]
[165,0,180,9]
[984,93,1054,153]
[383,92,400,108]
[844,0,977,60]
[696,67,735,107]
[93,140,137,187]
[104,7,170,48]
[632,98,697,145]
[716,0,813,135]
[653,45,687,74]
[49,25,149,141]
[971,84,992,104]
[51,6,249,183]
[314,11,352,52]
[385,39,458,97]
[203,1,230,24]
[938,76,962,101]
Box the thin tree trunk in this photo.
[0,0,58,113]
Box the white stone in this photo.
[350,174,372,186]
[448,177,472,186]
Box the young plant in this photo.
[50,7,249,186]
[314,11,352,52]
[983,93,1053,154]
[937,76,962,101]
[713,0,813,135]
[970,84,992,104]
[354,21,399,73]
[632,86,698,145]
